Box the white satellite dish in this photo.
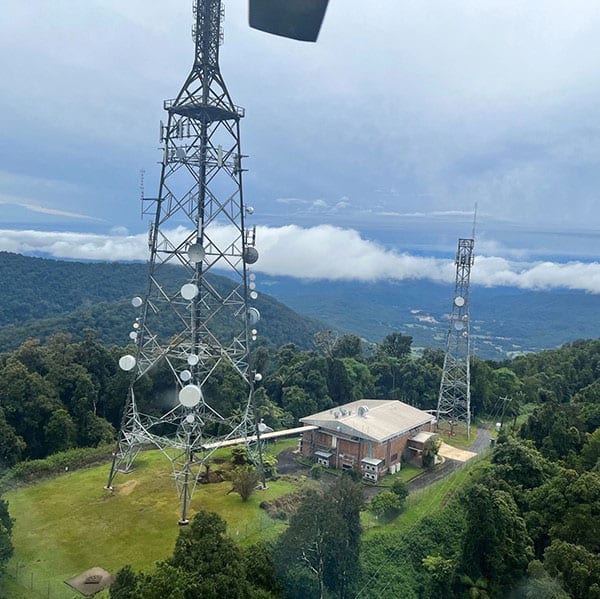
[187,243,205,264]
[185,414,195,424]
[179,384,202,408]
[250,291,258,300]
[247,307,261,325]
[131,297,143,308]
[249,273,256,281]
[252,335,257,341]
[129,331,138,341]
[249,282,256,290]
[181,283,199,300]
[251,328,257,335]
[454,296,465,307]
[187,354,199,366]
[254,372,263,382]
[454,321,465,331]
[180,369,192,382]
[119,355,136,372]
[133,322,140,329]
[243,247,259,264]
[246,206,254,215]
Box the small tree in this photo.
[0,499,13,571]
[231,446,250,466]
[109,565,139,599]
[369,491,402,520]
[390,479,409,505]
[422,435,441,468]
[230,467,259,501]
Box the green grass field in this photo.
[1,436,482,598]
[362,452,488,538]
[436,421,479,448]
[3,439,301,598]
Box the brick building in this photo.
[300,399,435,482]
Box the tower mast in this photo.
[436,237,475,438]
[106,0,264,524]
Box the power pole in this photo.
[106,0,264,523]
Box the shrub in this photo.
[370,491,403,519]
[230,467,259,501]
[310,464,322,480]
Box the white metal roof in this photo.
[300,399,435,444]
[361,457,383,466]
[410,431,438,444]
[315,450,333,458]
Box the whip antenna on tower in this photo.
[106,0,265,524]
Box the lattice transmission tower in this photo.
[436,238,475,438]
[106,0,265,524]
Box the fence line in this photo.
[5,560,83,599]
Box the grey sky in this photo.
[1,0,600,266]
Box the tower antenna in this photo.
[436,234,475,439]
[106,0,265,524]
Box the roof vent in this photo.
[358,405,369,417]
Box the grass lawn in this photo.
[362,453,488,538]
[437,421,479,448]
[377,463,421,486]
[3,440,303,598]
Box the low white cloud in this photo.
[1,225,600,293]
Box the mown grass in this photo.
[3,439,303,598]
[376,463,421,486]
[436,421,479,448]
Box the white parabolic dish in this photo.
[187,243,205,264]
[454,296,465,307]
[247,307,260,325]
[119,354,137,372]
[187,354,199,366]
[179,384,202,408]
[181,283,199,300]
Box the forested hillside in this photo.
[1,328,600,596]
[0,252,326,350]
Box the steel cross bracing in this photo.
[106,0,265,524]
[436,238,475,438]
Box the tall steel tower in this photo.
[106,0,264,524]
[436,238,475,438]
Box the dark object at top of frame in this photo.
[249,0,329,42]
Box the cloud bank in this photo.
[1,225,600,293]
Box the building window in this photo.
[390,453,398,462]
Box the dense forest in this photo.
[1,331,600,596]
[0,252,326,351]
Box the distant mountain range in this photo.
[1,251,598,359]
[0,252,325,351]
[258,276,600,359]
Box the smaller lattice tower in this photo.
[436,237,475,438]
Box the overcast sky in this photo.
[1,1,600,290]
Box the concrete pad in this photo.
[65,567,113,596]
[438,442,477,462]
